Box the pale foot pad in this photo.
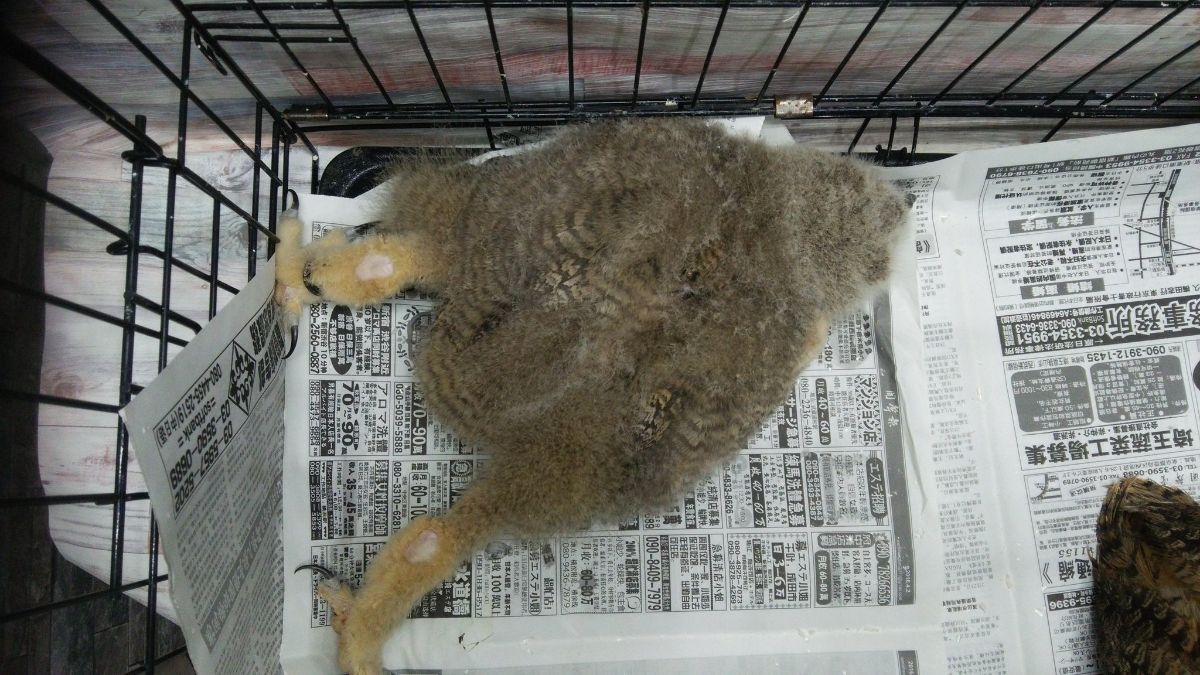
[405,530,440,563]
[356,252,395,281]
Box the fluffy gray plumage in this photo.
[276,118,910,674]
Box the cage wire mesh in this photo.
[0,0,1198,672]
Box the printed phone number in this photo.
[1010,322,1106,346]
[169,400,235,513]
[1085,345,1168,361]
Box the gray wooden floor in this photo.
[0,123,195,675]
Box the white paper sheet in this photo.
[885,123,1200,674]
[121,264,287,674]
[121,119,1200,675]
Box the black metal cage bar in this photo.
[2,0,309,670]
[197,0,1199,133]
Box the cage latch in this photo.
[774,95,814,119]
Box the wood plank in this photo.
[50,550,108,675]
[0,118,55,675]
[7,2,1197,169]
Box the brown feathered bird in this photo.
[1094,476,1200,674]
[275,118,909,674]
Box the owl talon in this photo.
[294,562,337,579]
[282,323,299,359]
[316,578,356,629]
[296,563,358,641]
[302,261,322,296]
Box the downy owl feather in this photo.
[274,118,910,674]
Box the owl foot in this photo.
[294,563,355,634]
[301,516,472,675]
[319,578,356,633]
[273,212,312,319]
[294,562,377,674]
[273,211,348,315]
[273,212,444,310]
[299,234,422,306]
[324,582,381,675]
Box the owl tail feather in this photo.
[325,476,506,675]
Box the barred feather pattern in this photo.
[1094,476,1200,674]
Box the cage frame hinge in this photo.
[773,95,814,119]
[194,29,228,76]
[284,105,331,122]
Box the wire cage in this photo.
[1,0,1197,672]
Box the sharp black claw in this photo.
[294,563,337,580]
[348,221,381,241]
[302,261,322,296]
[282,324,299,360]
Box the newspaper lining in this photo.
[119,119,1200,675]
[121,268,286,675]
[887,124,1200,673]
[278,121,943,670]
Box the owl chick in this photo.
[1094,476,1200,674]
[275,118,909,674]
